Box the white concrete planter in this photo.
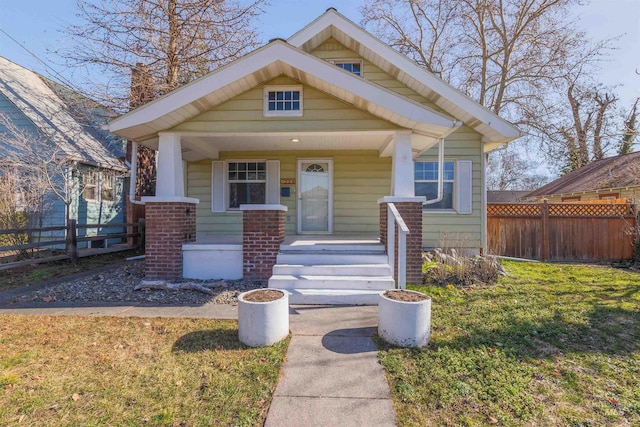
[378,290,431,347]
[238,289,289,347]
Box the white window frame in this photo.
[82,170,116,203]
[100,172,115,202]
[82,170,98,201]
[263,85,303,117]
[225,159,267,210]
[415,160,456,213]
[329,59,364,76]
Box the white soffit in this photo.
[287,9,521,145]
[107,41,458,142]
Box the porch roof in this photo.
[107,41,461,156]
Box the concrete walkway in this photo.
[0,300,396,426]
[265,305,397,427]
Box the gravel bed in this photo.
[7,260,265,305]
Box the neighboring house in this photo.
[0,56,127,247]
[487,190,532,203]
[106,9,520,302]
[526,151,640,203]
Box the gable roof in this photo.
[107,9,520,153]
[288,8,521,149]
[107,40,460,144]
[527,151,640,197]
[0,56,125,170]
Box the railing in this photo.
[0,219,145,270]
[387,203,410,289]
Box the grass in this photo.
[0,316,288,426]
[378,261,640,426]
[0,249,140,293]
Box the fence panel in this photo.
[488,202,636,261]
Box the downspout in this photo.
[128,141,145,205]
[423,137,445,206]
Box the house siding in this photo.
[0,93,38,140]
[417,126,484,251]
[171,76,399,133]
[309,38,445,113]
[187,150,391,237]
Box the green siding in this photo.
[187,150,391,237]
[309,38,446,113]
[172,76,398,133]
[417,126,484,251]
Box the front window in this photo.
[228,161,266,208]
[264,86,303,116]
[414,161,455,209]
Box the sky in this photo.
[0,0,638,107]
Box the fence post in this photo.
[541,200,550,260]
[68,219,78,262]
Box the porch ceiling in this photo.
[174,130,439,162]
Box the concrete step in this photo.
[282,289,385,305]
[269,274,395,290]
[280,243,385,253]
[272,263,392,277]
[276,252,389,265]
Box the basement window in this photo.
[264,86,303,117]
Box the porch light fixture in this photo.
[291,138,299,142]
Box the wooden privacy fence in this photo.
[0,219,145,270]
[487,202,637,261]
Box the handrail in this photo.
[387,202,410,289]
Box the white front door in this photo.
[297,159,333,233]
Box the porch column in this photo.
[380,131,425,284]
[241,204,287,281]
[390,130,415,197]
[156,133,185,198]
[141,133,199,281]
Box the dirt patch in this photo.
[243,289,284,302]
[384,290,429,302]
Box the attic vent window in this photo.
[264,85,303,117]
[331,60,362,76]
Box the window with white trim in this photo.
[331,60,362,76]
[264,86,302,117]
[82,170,115,202]
[227,161,266,208]
[414,161,455,209]
[82,171,98,201]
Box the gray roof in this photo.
[0,56,125,170]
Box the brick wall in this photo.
[145,202,196,280]
[243,209,285,280]
[379,202,423,284]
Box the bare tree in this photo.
[361,0,620,174]
[618,98,639,155]
[486,148,549,190]
[61,0,267,111]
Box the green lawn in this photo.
[0,316,288,426]
[378,261,640,426]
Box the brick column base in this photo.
[145,201,196,280]
[379,201,424,284]
[242,208,286,280]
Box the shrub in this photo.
[423,248,504,287]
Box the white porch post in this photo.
[156,132,185,198]
[390,130,415,197]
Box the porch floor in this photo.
[190,234,381,246]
